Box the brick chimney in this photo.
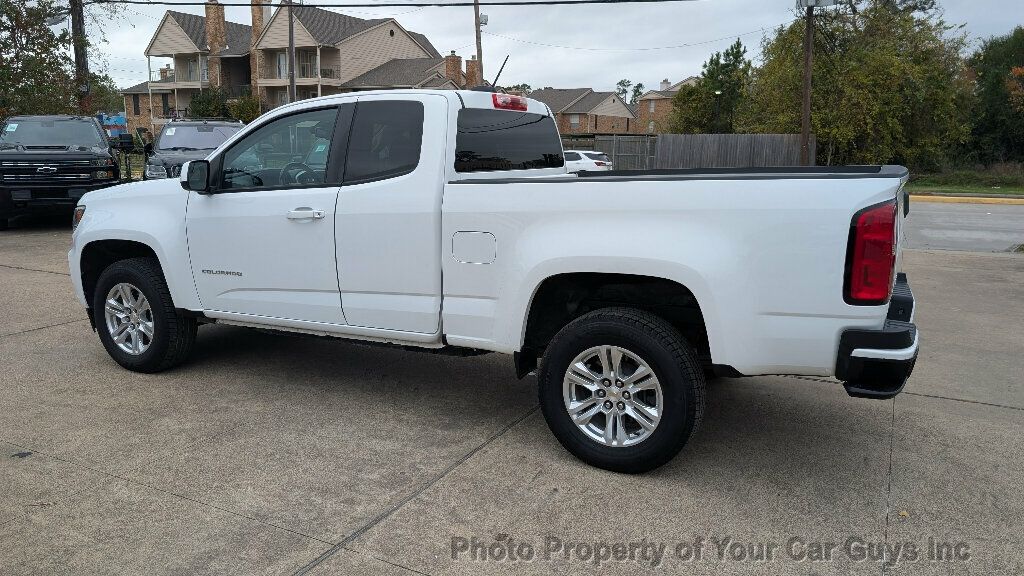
[444,51,463,88]
[205,0,226,87]
[250,0,271,101]
[660,78,670,91]
[465,56,482,88]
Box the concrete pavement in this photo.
[0,223,1022,575]
[905,201,1024,252]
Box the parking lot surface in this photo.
[905,201,1024,252]
[1,216,1022,575]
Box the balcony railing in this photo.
[174,68,208,83]
[263,61,340,80]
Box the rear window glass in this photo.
[157,124,241,151]
[584,152,610,162]
[455,109,564,173]
[564,152,581,161]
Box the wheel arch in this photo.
[80,239,165,309]
[515,269,719,377]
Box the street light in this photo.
[713,90,723,133]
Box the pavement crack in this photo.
[292,405,541,576]
[0,438,333,546]
[881,397,897,576]
[0,318,88,339]
[0,263,70,276]
[346,547,434,575]
[904,392,1024,412]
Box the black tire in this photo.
[538,307,706,474]
[92,257,197,373]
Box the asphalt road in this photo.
[905,200,1024,252]
[1,221,1022,575]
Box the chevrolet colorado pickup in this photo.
[69,90,919,472]
[1,115,120,229]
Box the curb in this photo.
[909,195,1024,205]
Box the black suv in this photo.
[144,119,243,180]
[0,115,120,229]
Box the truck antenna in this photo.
[491,55,510,89]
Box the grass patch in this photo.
[909,164,1024,196]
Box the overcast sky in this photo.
[87,0,1016,92]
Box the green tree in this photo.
[737,2,971,169]
[505,83,532,95]
[669,39,752,134]
[966,27,1024,163]
[630,83,645,105]
[0,0,75,116]
[188,87,229,118]
[227,93,262,124]
[615,79,632,102]
[87,73,124,114]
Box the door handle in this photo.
[286,208,325,220]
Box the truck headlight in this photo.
[72,206,86,231]
[145,164,167,179]
[94,170,115,179]
[92,158,114,167]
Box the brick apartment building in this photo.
[528,88,636,135]
[632,77,698,134]
[122,1,476,135]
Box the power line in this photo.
[481,20,796,52]
[85,0,705,7]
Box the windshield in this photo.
[157,124,241,151]
[0,118,105,147]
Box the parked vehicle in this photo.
[144,119,243,180]
[0,115,120,230]
[68,90,919,473]
[564,149,613,173]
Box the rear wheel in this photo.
[538,307,705,473]
[92,257,197,373]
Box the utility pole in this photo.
[473,0,484,82]
[287,1,297,103]
[800,4,814,166]
[69,0,90,113]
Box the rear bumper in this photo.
[835,273,919,399]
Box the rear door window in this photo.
[564,152,581,161]
[584,153,610,162]
[344,100,424,185]
[455,109,564,173]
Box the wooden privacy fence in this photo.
[653,134,815,168]
[561,133,814,170]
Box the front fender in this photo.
[70,180,200,310]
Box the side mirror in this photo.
[181,160,211,193]
[144,142,154,156]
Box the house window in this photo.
[132,94,140,115]
[648,100,655,113]
[647,121,655,134]
[276,52,289,79]
[569,114,580,129]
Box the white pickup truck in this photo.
[69,89,918,472]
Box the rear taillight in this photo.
[594,161,607,166]
[844,199,897,305]
[492,93,528,111]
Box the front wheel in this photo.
[92,257,197,373]
[538,308,705,473]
